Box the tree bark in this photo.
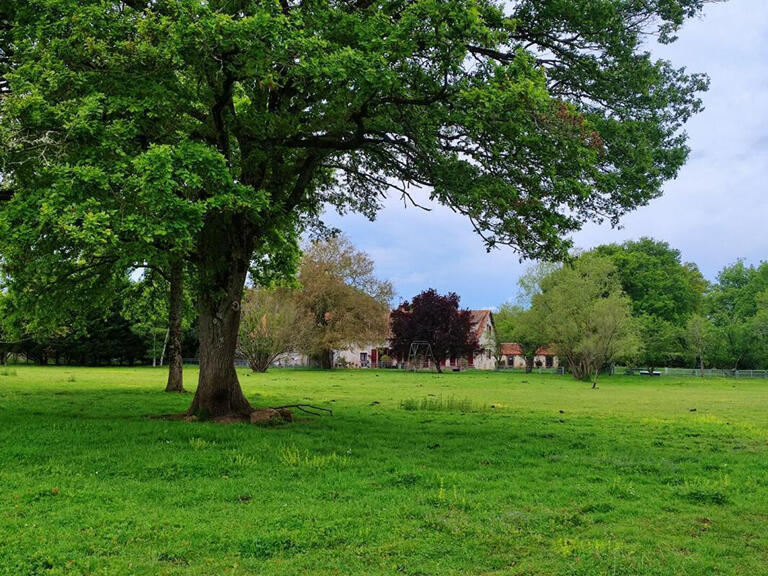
[165,259,185,393]
[319,348,334,370]
[186,215,253,418]
[525,355,534,373]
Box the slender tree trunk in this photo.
[159,329,169,366]
[165,259,185,393]
[186,215,253,418]
[319,348,334,370]
[525,355,534,373]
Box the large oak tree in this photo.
[0,0,709,417]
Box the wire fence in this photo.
[179,358,768,379]
[619,366,768,379]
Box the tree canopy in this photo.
[0,0,710,417]
[594,238,706,371]
[296,235,392,369]
[494,303,547,373]
[532,254,638,384]
[237,286,303,373]
[705,261,768,370]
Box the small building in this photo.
[499,343,558,370]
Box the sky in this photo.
[322,1,768,310]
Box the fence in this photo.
[622,366,768,379]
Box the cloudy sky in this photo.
[323,1,768,310]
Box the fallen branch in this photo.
[270,404,333,417]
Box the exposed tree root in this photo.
[155,404,332,425]
[270,404,333,417]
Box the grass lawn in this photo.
[1,366,767,575]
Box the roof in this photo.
[500,343,554,356]
[469,309,493,339]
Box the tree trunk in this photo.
[159,329,169,366]
[186,215,253,418]
[319,348,334,370]
[525,355,534,373]
[165,259,185,393]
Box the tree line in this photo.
[495,238,768,384]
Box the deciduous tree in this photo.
[0,0,710,417]
[533,255,638,385]
[296,236,392,369]
[705,261,768,370]
[390,289,479,372]
[237,286,303,373]
[594,238,705,372]
[494,304,548,373]
[685,314,716,374]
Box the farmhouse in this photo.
[279,308,558,370]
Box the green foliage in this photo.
[237,286,303,373]
[296,235,392,368]
[685,314,717,371]
[0,0,710,329]
[593,238,707,371]
[594,238,705,323]
[705,261,768,369]
[532,254,639,383]
[0,366,767,574]
[494,303,548,371]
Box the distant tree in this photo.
[634,315,683,375]
[515,262,562,308]
[753,289,768,368]
[685,314,717,375]
[0,291,10,365]
[576,294,640,387]
[297,236,392,369]
[533,255,638,386]
[390,289,479,373]
[705,261,768,370]
[595,238,705,322]
[237,287,304,373]
[494,303,548,373]
[594,238,705,371]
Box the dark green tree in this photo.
[705,261,768,370]
[595,238,706,372]
[1,0,710,417]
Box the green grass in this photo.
[1,366,767,575]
